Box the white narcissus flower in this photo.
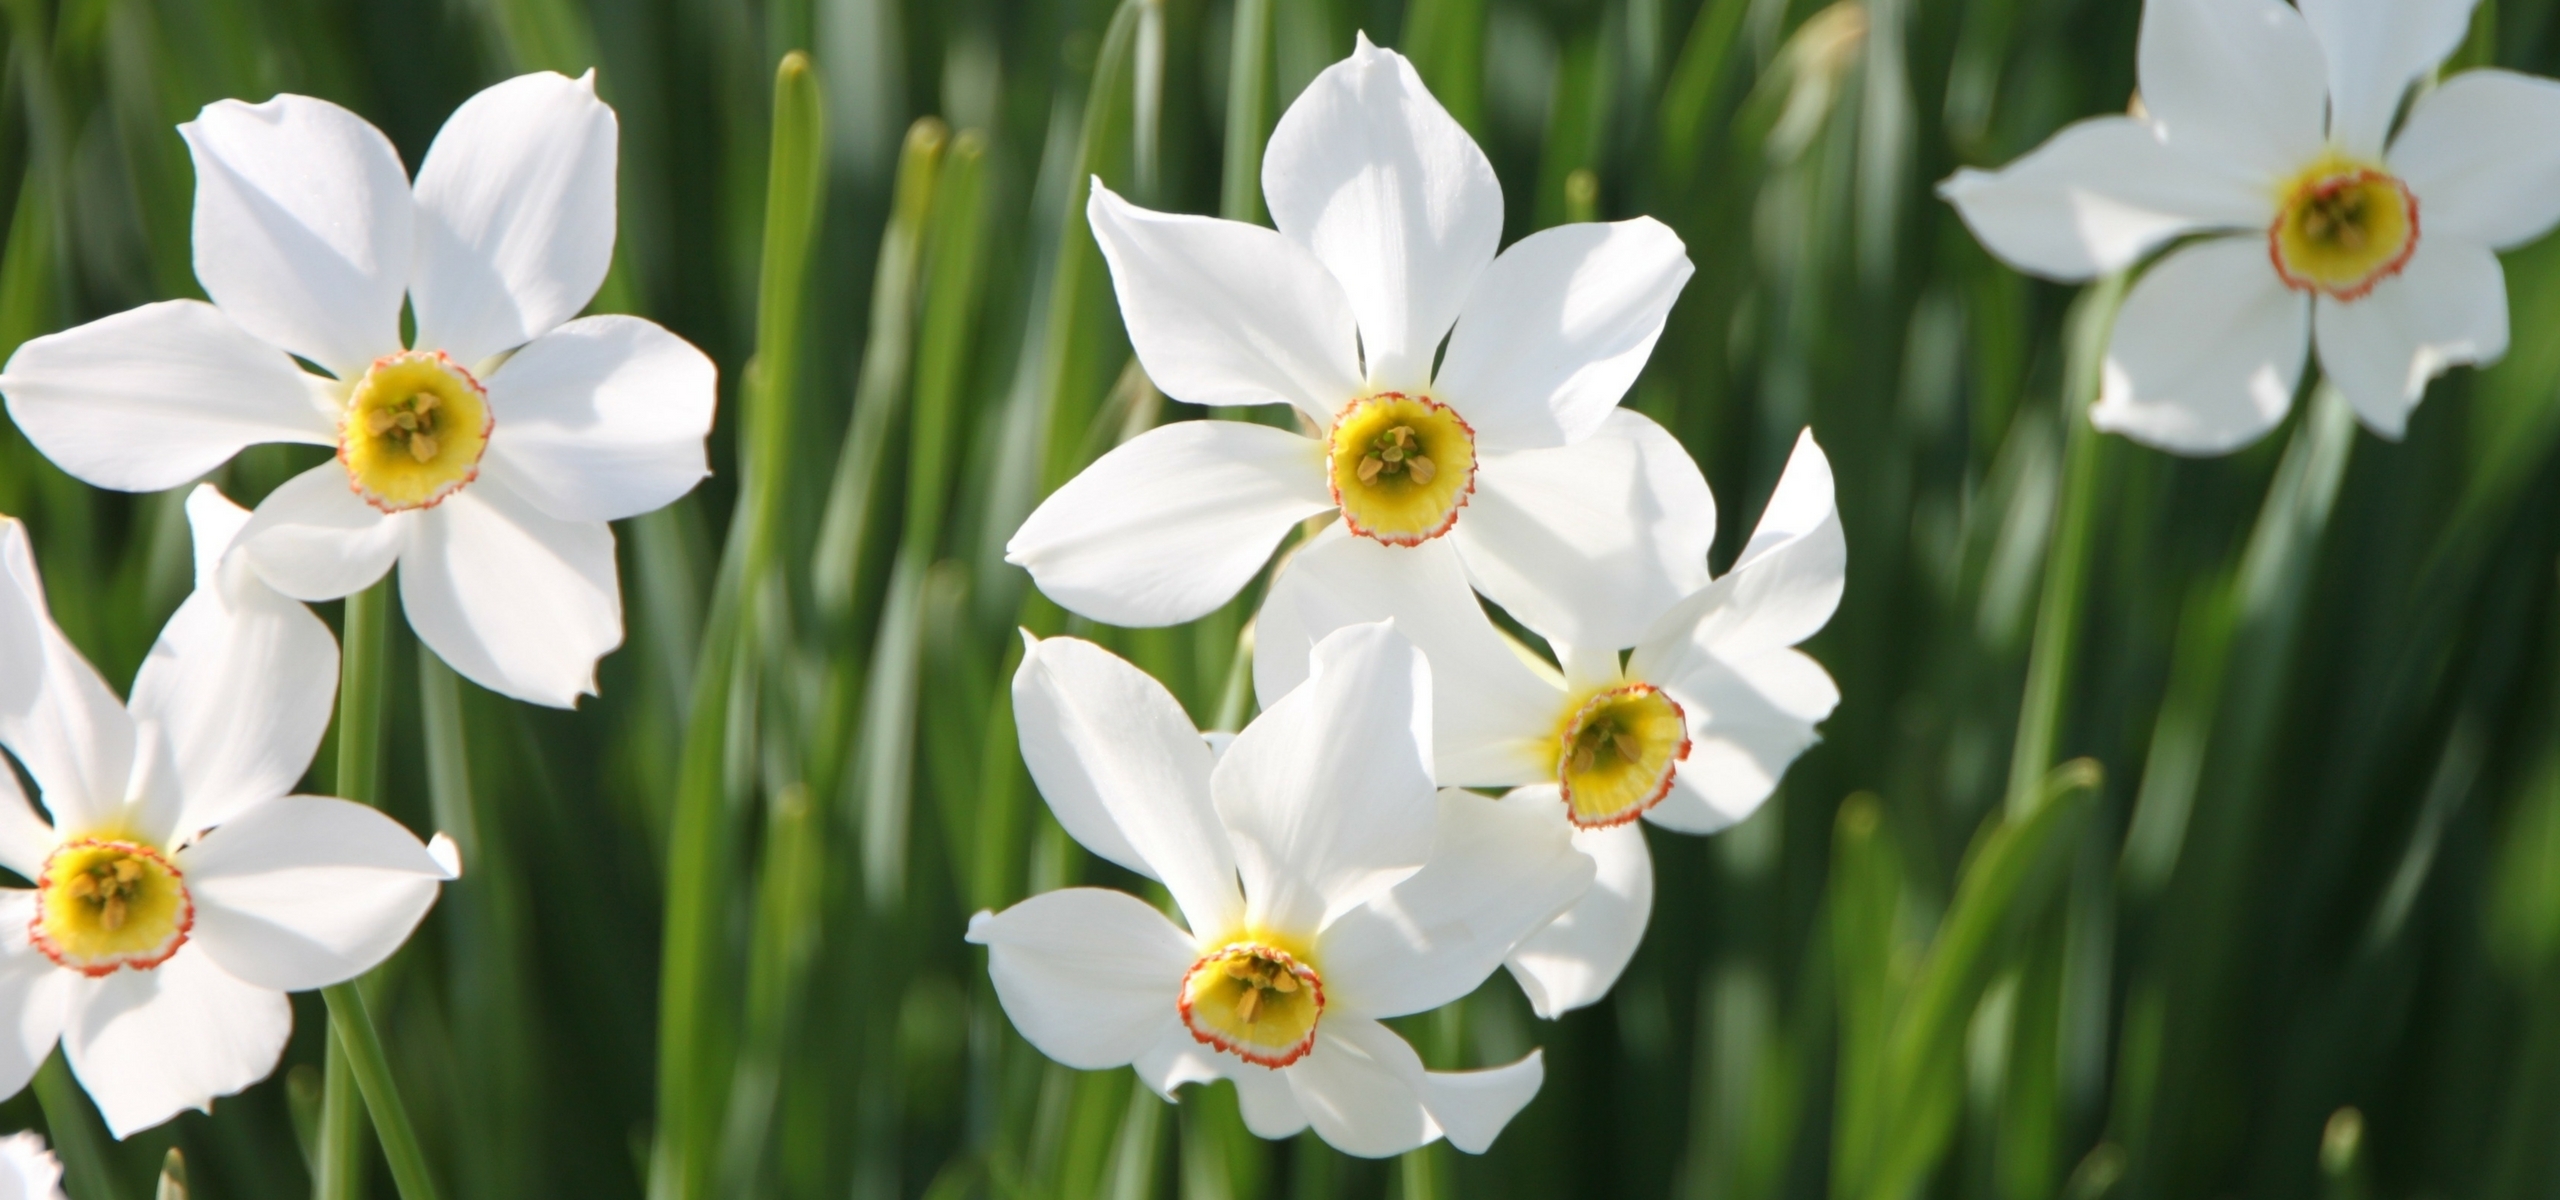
[0,1132,61,1200]
[1254,431,1843,1017]
[0,71,717,707]
[1006,36,1703,651]
[969,623,1593,1157]
[1940,0,2560,453]
[0,488,459,1138]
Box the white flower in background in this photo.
[1940,0,2560,453]
[0,1132,62,1200]
[968,623,1592,1157]
[0,71,717,707]
[0,489,459,1138]
[1006,36,1702,649]
[1255,432,1842,1016]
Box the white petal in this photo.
[1650,650,1836,835]
[2312,238,2507,440]
[1284,1017,1440,1158]
[2136,0,2329,175]
[1443,217,1699,450]
[1254,531,1560,787]
[1451,408,1715,650]
[1319,790,1593,1019]
[1261,36,1502,389]
[399,480,620,708]
[179,796,453,993]
[1939,117,2274,281]
[1012,635,1244,938]
[1417,1050,1544,1154]
[1230,1070,1311,1139]
[965,889,1197,1071]
[2090,237,2309,456]
[234,464,410,602]
[482,315,716,523]
[1632,429,1843,680]
[1216,622,1437,937]
[2301,0,2480,157]
[1131,1027,1226,1101]
[1005,421,1332,628]
[182,485,253,598]
[129,498,337,834]
[0,301,333,493]
[0,1131,63,1199]
[65,946,291,1139]
[1087,183,1362,425]
[410,72,619,365]
[1434,218,1693,451]
[1503,802,1650,1018]
[0,893,69,1105]
[180,95,410,377]
[0,765,55,881]
[0,522,136,837]
[2389,70,2560,250]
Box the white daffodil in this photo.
[1941,0,2560,454]
[1006,37,1701,649]
[0,1132,62,1200]
[0,488,459,1138]
[0,71,716,707]
[968,623,1592,1157]
[1254,432,1842,1017]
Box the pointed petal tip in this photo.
[426,833,462,879]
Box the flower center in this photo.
[1178,942,1325,1067]
[1555,683,1691,828]
[31,839,193,976]
[2268,158,2418,302]
[1326,393,1477,546]
[339,350,493,512]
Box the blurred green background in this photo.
[5,0,2560,1197]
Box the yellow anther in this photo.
[1407,456,1437,485]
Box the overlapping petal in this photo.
[1416,1050,1545,1154]
[399,481,620,708]
[181,796,456,993]
[1231,1071,1312,1139]
[1253,532,1559,786]
[2301,0,2481,157]
[1215,622,1437,936]
[180,94,411,377]
[234,464,411,602]
[410,71,620,366]
[1262,36,1502,389]
[1503,801,1651,1019]
[0,770,54,882]
[1006,421,1331,628]
[129,489,339,834]
[0,522,138,836]
[2390,69,2560,250]
[0,301,333,492]
[1012,635,1243,937]
[64,947,291,1139]
[482,315,717,523]
[1087,183,1362,424]
[1633,430,1843,680]
[1318,791,1592,1019]
[1939,118,2273,281]
[965,889,1198,1071]
[2312,239,2508,439]
[2089,237,2309,455]
[1433,217,1694,451]
[2136,0,2328,173]
[0,1130,63,1199]
[1453,409,1716,650]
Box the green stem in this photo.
[2000,274,2127,818]
[33,1052,118,1200]
[1219,0,1271,224]
[319,580,442,1200]
[314,1038,367,1200]
[320,987,441,1200]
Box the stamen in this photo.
[1327,394,1479,546]
[32,839,193,976]
[1555,683,1693,828]
[1179,942,1325,1067]
[338,350,492,513]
